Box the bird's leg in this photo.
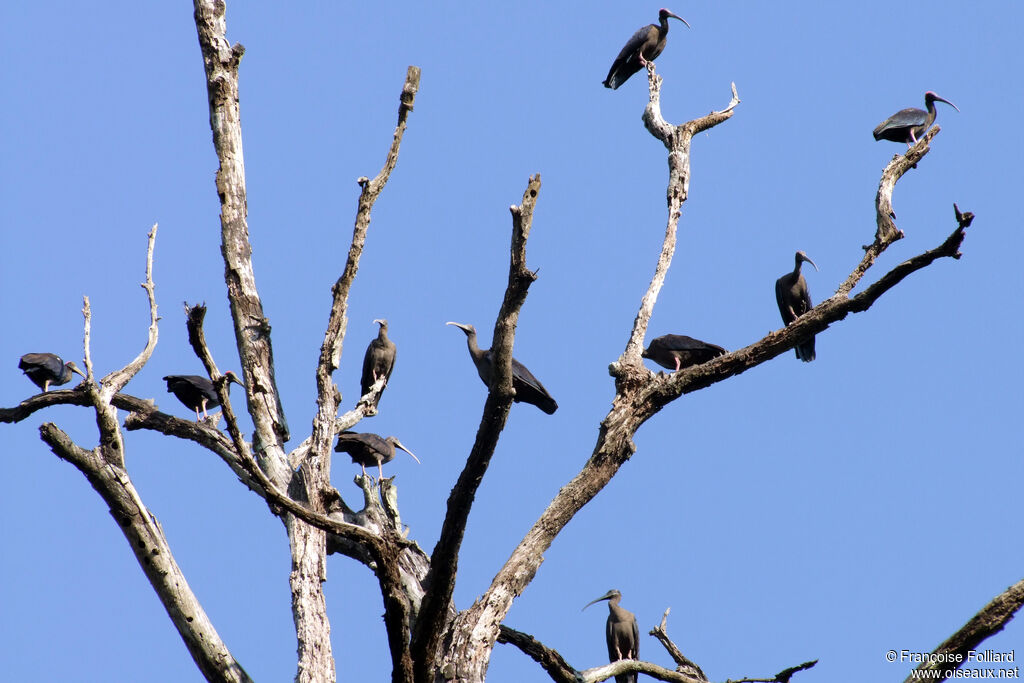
[201,398,210,420]
[637,52,648,67]
[194,406,202,421]
[378,462,385,481]
[674,357,681,373]
[43,380,50,393]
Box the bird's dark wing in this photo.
[873,107,927,138]
[510,358,558,414]
[605,618,617,663]
[360,343,377,395]
[603,25,654,89]
[19,353,62,375]
[775,276,796,325]
[798,277,813,314]
[613,25,651,63]
[657,334,706,352]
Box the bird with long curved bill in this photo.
[583,589,640,683]
[603,8,689,90]
[775,251,818,362]
[334,431,419,480]
[163,372,243,421]
[19,353,86,393]
[873,91,959,147]
[361,318,396,411]
[446,322,557,414]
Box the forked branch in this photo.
[616,68,739,374]
[412,175,542,681]
[461,77,740,674]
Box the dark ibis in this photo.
[18,353,85,392]
[163,372,243,420]
[446,322,557,415]
[583,589,640,683]
[603,9,689,90]
[333,431,419,480]
[873,92,959,146]
[775,251,818,362]
[642,334,726,372]
[361,318,396,410]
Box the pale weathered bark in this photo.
[39,424,252,683]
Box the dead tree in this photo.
[2,4,1020,683]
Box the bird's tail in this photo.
[538,396,558,415]
[796,339,816,362]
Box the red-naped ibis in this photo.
[583,589,640,683]
[775,251,818,362]
[642,334,726,372]
[603,9,689,90]
[334,431,419,480]
[163,372,243,420]
[361,318,396,410]
[19,353,85,392]
[446,322,557,414]
[873,92,959,146]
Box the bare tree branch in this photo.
[100,225,160,395]
[617,68,739,375]
[414,175,543,682]
[193,0,289,451]
[39,423,253,683]
[723,659,818,683]
[648,206,973,404]
[581,659,706,683]
[497,626,578,683]
[496,620,729,683]
[650,609,708,681]
[839,126,941,297]
[903,578,1024,683]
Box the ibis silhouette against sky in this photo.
[775,251,818,362]
[873,91,959,146]
[446,321,557,414]
[18,353,85,393]
[603,9,689,90]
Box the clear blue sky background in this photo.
[2,2,1021,682]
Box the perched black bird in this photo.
[446,322,557,414]
[775,251,818,362]
[19,353,86,392]
[163,372,243,420]
[642,334,726,372]
[361,319,396,411]
[334,431,419,480]
[603,8,689,90]
[583,589,640,683]
[873,91,959,146]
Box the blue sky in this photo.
[2,2,1021,682]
